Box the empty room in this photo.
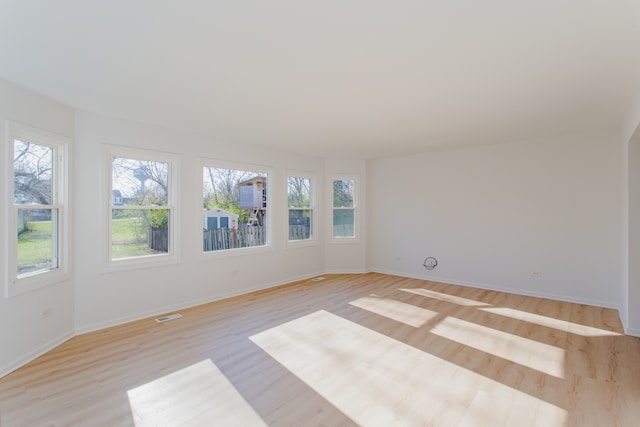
[1,1,640,426]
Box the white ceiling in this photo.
[1,1,639,158]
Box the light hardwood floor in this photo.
[1,273,639,426]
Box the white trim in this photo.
[5,121,71,298]
[199,158,273,259]
[75,270,324,334]
[372,267,623,311]
[198,243,276,260]
[328,174,360,243]
[625,326,640,337]
[285,171,318,247]
[324,268,369,274]
[102,144,180,273]
[0,330,74,379]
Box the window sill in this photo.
[328,237,361,244]
[103,253,180,274]
[5,270,71,298]
[286,239,319,250]
[198,244,274,261]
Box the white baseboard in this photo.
[372,268,622,310]
[75,271,325,335]
[0,330,74,379]
[324,269,369,274]
[10,269,635,380]
[624,326,640,337]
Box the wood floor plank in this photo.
[1,273,639,426]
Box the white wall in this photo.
[73,112,326,332]
[623,89,640,144]
[626,90,640,335]
[324,158,368,273]
[0,79,75,376]
[2,77,635,378]
[369,133,624,309]
[628,131,640,335]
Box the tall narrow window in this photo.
[108,148,178,265]
[202,164,269,252]
[332,178,356,238]
[14,140,58,274]
[287,176,312,241]
[7,122,69,295]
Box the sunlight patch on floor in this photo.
[479,307,622,337]
[127,359,267,427]
[431,316,565,378]
[400,288,491,307]
[349,294,440,327]
[250,310,567,426]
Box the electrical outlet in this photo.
[42,308,53,319]
[531,271,542,278]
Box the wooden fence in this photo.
[333,224,355,238]
[148,227,168,252]
[203,226,266,251]
[204,226,313,250]
[289,225,311,241]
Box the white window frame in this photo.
[5,121,71,297]
[286,172,316,247]
[104,145,180,272]
[199,158,273,259]
[329,175,360,243]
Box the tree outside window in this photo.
[110,156,172,260]
[288,176,312,241]
[332,179,356,238]
[13,139,58,276]
[202,165,268,252]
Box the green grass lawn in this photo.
[17,219,162,265]
[111,217,147,243]
[111,218,162,259]
[17,221,53,272]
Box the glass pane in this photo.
[14,140,53,205]
[203,166,267,252]
[333,180,354,208]
[333,209,355,238]
[289,209,312,241]
[112,158,168,206]
[17,208,57,276]
[287,177,311,208]
[112,209,169,259]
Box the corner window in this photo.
[332,178,356,239]
[287,176,313,242]
[107,147,178,267]
[202,163,269,252]
[6,122,70,296]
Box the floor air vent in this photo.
[155,313,183,323]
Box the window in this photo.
[202,163,269,252]
[287,175,313,242]
[332,178,356,239]
[6,122,69,295]
[107,147,178,266]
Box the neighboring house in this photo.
[112,190,124,206]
